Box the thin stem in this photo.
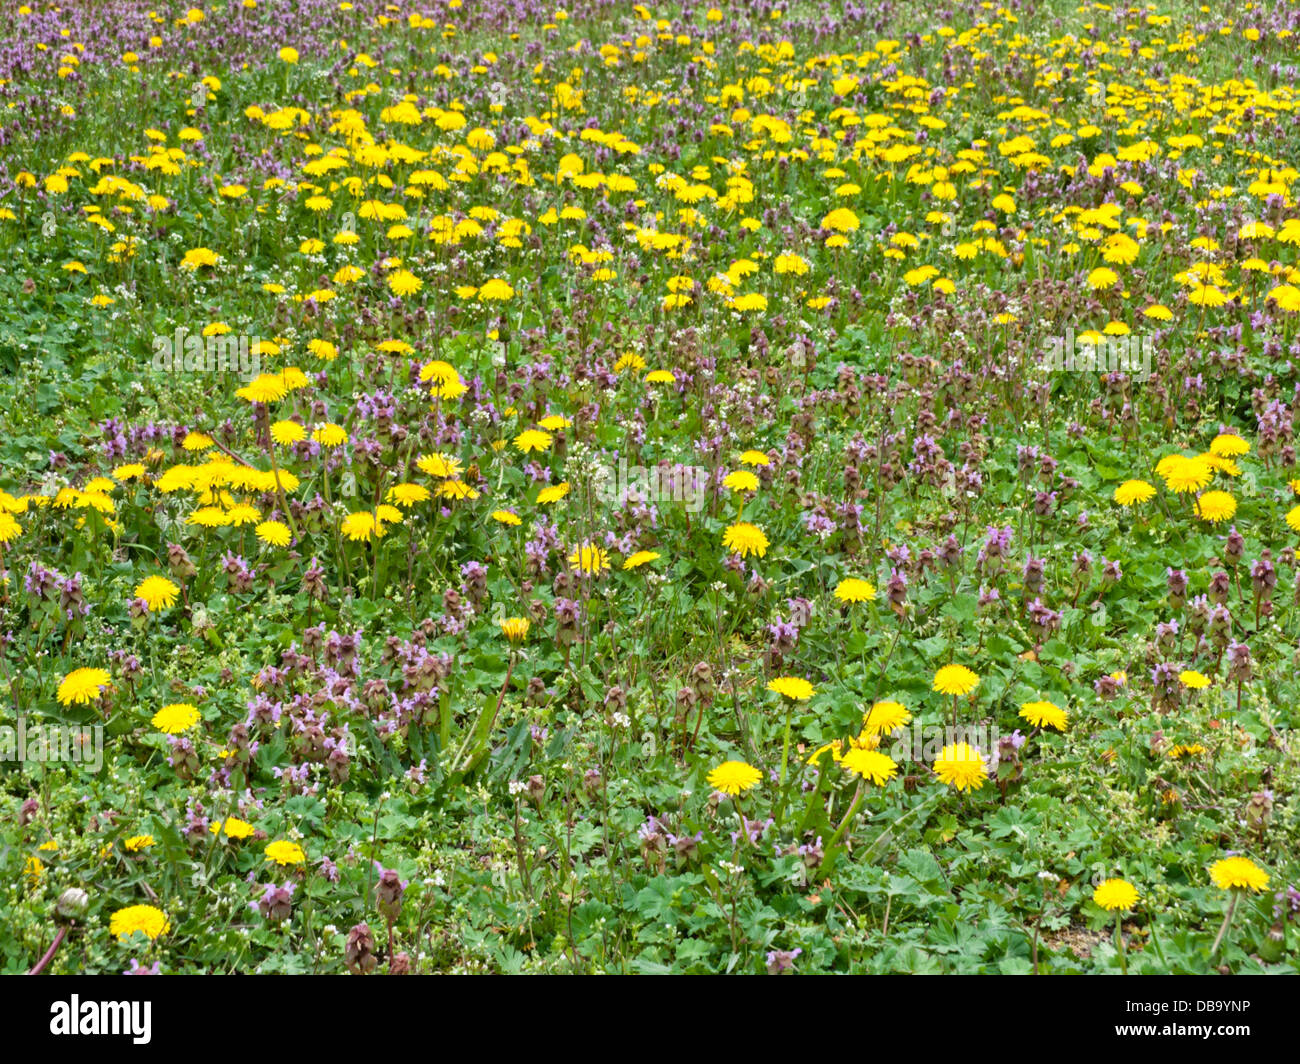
[27,926,69,976]
[1210,890,1239,960]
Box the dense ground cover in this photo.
[1,0,1298,974]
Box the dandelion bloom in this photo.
[491,509,522,526]
[1113,479,1156,506]
[179,247,219,270]
[1093,878,1139,911]
[152,703,200,734]
[387,483,431,507]
[477,278,515,301]
[623,550,660,570]
[134,575,180,611]
[110,904,170,940]
[211,817,255,840]
[1210,433,1249,457]
[124,834,155,853]
[312,424,348,447]
[498,617,530,643]
[57,667,112,706]
[255,520,292,547]
[739,450,771,466]
[270,420,306,446]
[569,542,609,575]
[226,504,261,528]
[1179,670,1210,690]
[1019,700,1068,730]
[438,480,479,501]
[1209,856,1269,892]
[235,374,288,403]
[932,664,980,696]
[722,522,769,558]
[841,747,898,785]
[189,507,230,528]
[834,577,876,603]
[416,452,461,479]
[1285,505,1300,533]
[537,482,570,505]
[264,840,307,866]
[1087,266,1119,290]
[513,428,553,453]
[388,269,423,297]
[341,512,378,541]
[862,700,910,736]
[707,760,762,796]
[1159,455,1212,493]
[1194,490,1237,523]
[768,676,815,700]
[722,470,759,492]
[933,742,988,792]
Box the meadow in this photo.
[1,0,1298,974]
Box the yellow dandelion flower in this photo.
[841,747,897,785]
[933,742,988,792]
[1093,878,1139,911]
[1210,433,1249,458]
[862,700,910,737]
[270,420,307,446]
[416,452,462,479]
[834,577,876,603]
[341,512,377,541]
[109,904,170,940]
[255,520,291,547]
[212,817,255,840]
[932,664,980,697]
[1194,490,1237,523]
[134,575,180,611]
[513,429,553,453]
[57,667,111,706]
[722,470,759,493]
[264,840,306,866]
[498,617,530,643]
[1019,700,1068,730]
[722,522,769,558]
[1113,479,1156,506]
[768,676,815,700]
[152,703,200,733]
[569,542,609,575]
[1209,856,1269,892]
[387,483,431,507]
[706,760,762,796]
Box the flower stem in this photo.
[1210,890,1239,959]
